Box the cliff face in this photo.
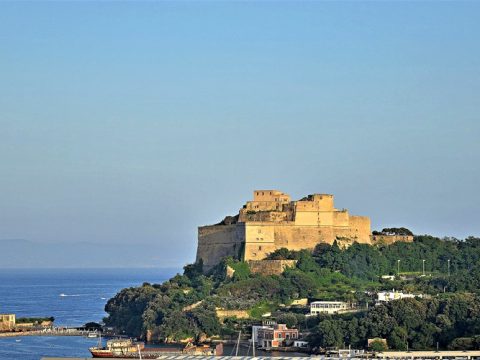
[197,190,379,270]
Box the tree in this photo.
[189,303,221,338]
[370,339,388,352]
[184,260,203,280]
[381,228,414,236]
[388,326,408,350]
[84,322,102,331]
[277,313,298,329]
[310,320,344,348]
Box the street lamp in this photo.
[397,259,401,276]
[422,259,425,276]
[447,259,450,277]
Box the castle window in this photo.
[259,246,262,250]
[262,192,264,195]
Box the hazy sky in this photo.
[1,2,479,267]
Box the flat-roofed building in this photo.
[309,301,354,315]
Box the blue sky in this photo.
[1,2,479,267]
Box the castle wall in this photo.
[296,194,334,210]
[248,260,297,275]
[294,196,345,227]
[253,190,290,202]
[294,210,334,226]
[243,222,360,261]
[273,224,336,250]
[245,201,283,211]
[333,211,350,227]
[350,216,372,243]
[334,215,371,243]
[196,224,245,270]
[243,223,276,261]
[372,234,414,244]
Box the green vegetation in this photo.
[104,235,480,350]
[226,258,250,281]
[372,228,414,236]
[16,317,54,324]
[307,293,480,351]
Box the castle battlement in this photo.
[196,190,402,270]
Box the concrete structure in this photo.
[0,314,15,331]
[197,190,392,270]
[309,301,355,315]
[257,324,299,348]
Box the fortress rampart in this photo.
[196,190,408,270]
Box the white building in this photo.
[309,301,353,315]
[376,291,422,304]
[293,340,309,348]
[251,325,271,343]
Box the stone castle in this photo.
[196,190,411,270]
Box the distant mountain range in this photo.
[0,238,182,268]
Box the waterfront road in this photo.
[41,352,480,360]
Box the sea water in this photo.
[0,268,177,360]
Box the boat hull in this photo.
[90,349,114,358]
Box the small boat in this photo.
[87,332,98,338]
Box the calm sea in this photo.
[0,267,178,360]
